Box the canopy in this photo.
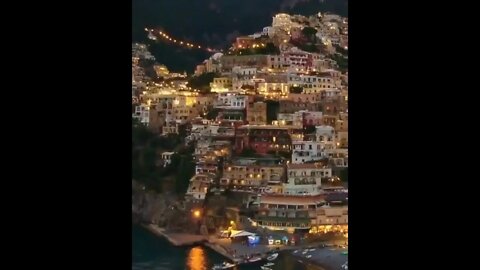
[230,230,256,238]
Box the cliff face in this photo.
[132,180,177,225]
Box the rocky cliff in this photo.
[132,180,178,225]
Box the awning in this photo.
[230,230,256,238]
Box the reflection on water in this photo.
[133,225,311,270]
[187,247,208,270]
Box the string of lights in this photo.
[145,28,222,53]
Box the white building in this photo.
[216,92,247,109]
[288,73,337,93]
[316,125,336,148]
[263,26,275,37]
[272,13,293,32]
[133,104,150,125]
[185,174,212,201]
[322,88,342,99]
[291,141,324,164]
[232,66,257,77]
[161,152,175,167]
[284,164,331,195]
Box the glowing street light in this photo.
[193,210,201,218]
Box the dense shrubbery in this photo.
[132,119,195,193]
[188,72,218,93]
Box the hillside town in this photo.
[133,11,348,269]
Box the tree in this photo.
[188,72,217,92]
[240,148,258,157]
[205,107,220,120]
[264,42,280,55]
[339,168,348,182]
[304,125,316,134]
[265,100,279,123]
[266,150,291,159]
[175,154,196,194]
[331,54,348,73]
[302,27,318,42]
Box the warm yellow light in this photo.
[186,247,206,270]
[230,220,235,225]
[193,210,201,218]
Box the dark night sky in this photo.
[133,0,348,72]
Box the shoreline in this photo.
[139,223,342,270]
[141,223,208,246]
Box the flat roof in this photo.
[237,124,303,130]
[287,163,329,169]
[260,194,325,205]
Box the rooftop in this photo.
[287,163,328,169]
[325,192,348,204]
[230,156,285,166]
[237,124,302,130]
[260,194,325,205]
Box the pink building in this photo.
[302,111,323,126]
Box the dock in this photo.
[142,224,208,246]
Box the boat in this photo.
[341,261,348,270]
[301,250,308,255]
[248,257,262,263]
[212,262,236,269]
[308,248,316,252]
[264,262,275,267]
[306,255,312,259]
[293,250,299,254]
[260,267,272,270]
[266,253,278,261]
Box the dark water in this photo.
[133,225,318,270]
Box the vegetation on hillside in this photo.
[188,72,218,93]
[229,42,280,56]
[132,118,195,193]
[302,27,318,42]
[265,100,279,123]
[330,54,348,73]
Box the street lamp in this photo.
[193,210,201,218]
